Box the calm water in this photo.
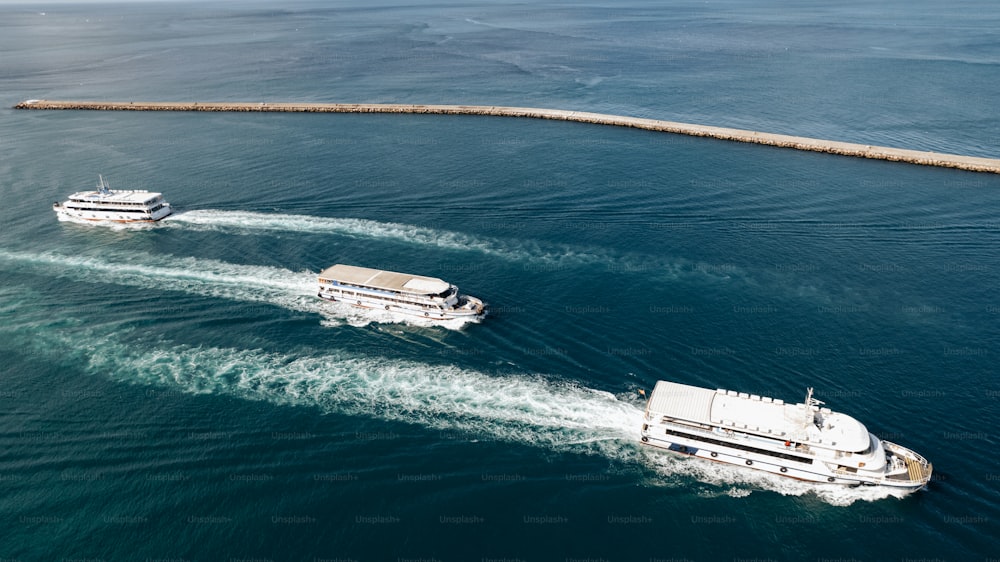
[1,1,999,560]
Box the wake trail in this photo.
[163,210,737,280]
[89,331,910,505]
[0,282,900,505]
[166,209,610,267]
[0,249,477,329]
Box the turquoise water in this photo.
[1,1,999,560]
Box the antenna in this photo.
[805,387,824,408]
[802,387,824,428]
[97,174,111,195]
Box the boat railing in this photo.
[712,424,816,454]
[329,281,441,301]
[882,441,933,484]
[322,284,447,308]
[657,418,818,457]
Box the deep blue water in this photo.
[1,1,999,560]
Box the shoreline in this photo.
[14,99,1000,174]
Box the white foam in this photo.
[0,249,319,313]
[162,210,731,280]
[75,334,644,458]
[165,210,600,265]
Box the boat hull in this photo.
[53,204,173,223]
[317,291,485,321]
[641,428,929,491]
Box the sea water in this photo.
[1,1,998,560]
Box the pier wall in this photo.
[14,100,1000,174]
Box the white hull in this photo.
[318,289,485,321]
[54,205,173,223]
[640,424,931,490]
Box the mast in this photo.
[803,387,825,428]
[97,174,112,195]
[806,387,824,408]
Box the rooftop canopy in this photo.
[647,380,871,452]
[318,264,451,296]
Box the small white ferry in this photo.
[318,264,486,321]
[641,380,932,491]
[53,175,172,222]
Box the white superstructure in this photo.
[53,175,172,222]
[318,264,485,321]
[641,380,932,491]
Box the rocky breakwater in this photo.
[14,100,1000,174]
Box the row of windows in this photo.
[64,206,152,214]
[321,279,449,300]
[71,199,158,207]
[664,428,815,464]
[338,281,422,298]
[323,288,442,309]
[321,281,439,301]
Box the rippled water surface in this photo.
[1,1,999,560]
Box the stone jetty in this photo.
[14,99,1000,174]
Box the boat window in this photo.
[664,428,814,464]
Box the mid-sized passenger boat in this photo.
[53,175,172,222]
[317,264,486,321]
[641,380,932,491]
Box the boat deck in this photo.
[319,264,451,296]
[646,380,870,451]
[68,190,161,204]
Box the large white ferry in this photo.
[641,380,932,491]
[53,175,172,222]
[318,264,486,321]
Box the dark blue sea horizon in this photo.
[1,1,998,560]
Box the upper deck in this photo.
[646,380,871,452]
[318,264,452,296]
[67,189,163,206]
